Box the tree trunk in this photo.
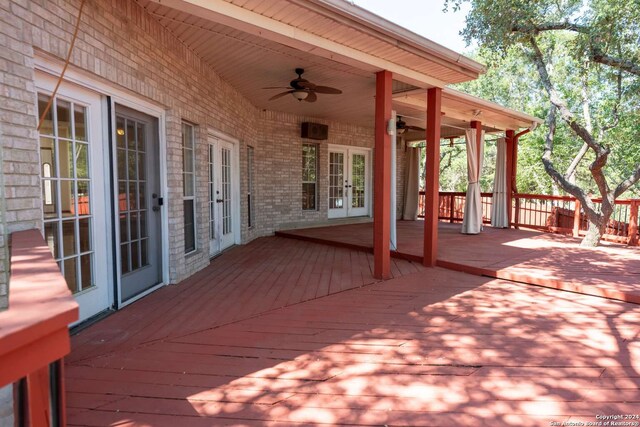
[581,221,603,247]
[580,203,613,247]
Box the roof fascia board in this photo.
[149,0,448,88]
[393,95,529,131]
[288,0,485,79]
[443,88,543,125]
[392,88,542,129]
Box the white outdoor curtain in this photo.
[402,147,420,220]
[491,137,509,228]
[461,128,485,234]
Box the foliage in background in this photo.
[443,0,640,245]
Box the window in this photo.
[247,146,255,227]
[302,143,318,210]
[182,122,196,253]
[38,93,95,294]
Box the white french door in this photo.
[113,106,163,303]
[209,136,237,256]
[328,146,371,219]
[36,72,111,323]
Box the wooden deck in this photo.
[66,238,640,426]
[277,221,640,304]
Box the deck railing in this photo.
[418,191,640,246]
[0,229,78,426]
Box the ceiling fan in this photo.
[263,68,342,102]
[396,115,425,134]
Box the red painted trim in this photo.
[628,202,639,246]
[423,87,442,267]
[505,129,516,227]
[373,70,392,279]
[0,229,78,386]
[58,359,68,427]
[27,365,50,426]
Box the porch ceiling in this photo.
[137,0,541,133]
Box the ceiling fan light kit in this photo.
[292,90,309,101]
[263,68,342,103]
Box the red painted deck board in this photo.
[67,236,640,426]
[69,237,422,364]
[277,221,640,304]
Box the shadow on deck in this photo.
[276,221,640,305]
[67,253,640,425]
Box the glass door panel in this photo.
[38,94,95,295]
[36,71,110,323]
[347,150,369,217]
[328,150,347,218]
[209,138,236,255]
[115,106,162,303]
[328,147,370,218]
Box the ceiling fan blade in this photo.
[297,81,316,90]
[304,91,318,102]
[313,86,342,94]
[263,86,292,90]
[407,125,425,131]
[268,90,294,101]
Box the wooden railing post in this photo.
[449,194,455,223]
[26,366,51,426]
[629,201,639,246]
[573,199,582,237]
[513,194,520,229]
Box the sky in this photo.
[350,0,473,53]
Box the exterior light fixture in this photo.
[292,90,309,101]
[116,128,125,136]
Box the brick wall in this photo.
[252,110,376,235]
[0,0,406,297]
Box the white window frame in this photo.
[302,143,319,211]
[247,145,255,228]
[182,122,197,254]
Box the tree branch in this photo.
[565,143,589,182]
[614,167,640,199]
[512,22,589,34]
[601,67,623,135]
[590,48,640,77]
[528,37,603,154]
[528,36,614,205]
[511,23,640,77]
[541,105,598,219]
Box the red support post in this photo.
[512,134,522,228]
[505,129,516,227]
[628,201,639,246]
[27,365,50,426]
[373,70,392,279]
[449,194,455,223]
[423,87,442,267]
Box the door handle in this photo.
[216,199,224,203]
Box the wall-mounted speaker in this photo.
[301,122,328,140]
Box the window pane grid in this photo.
[38,93,94,294]
[208,144,215,240]
[247,146,255,228]
[351,154,366,208]
[222,148,232,235]
[302,144,318,210]
[117,116,150,273]
[329,152,344,209]
[182,122,196,253]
